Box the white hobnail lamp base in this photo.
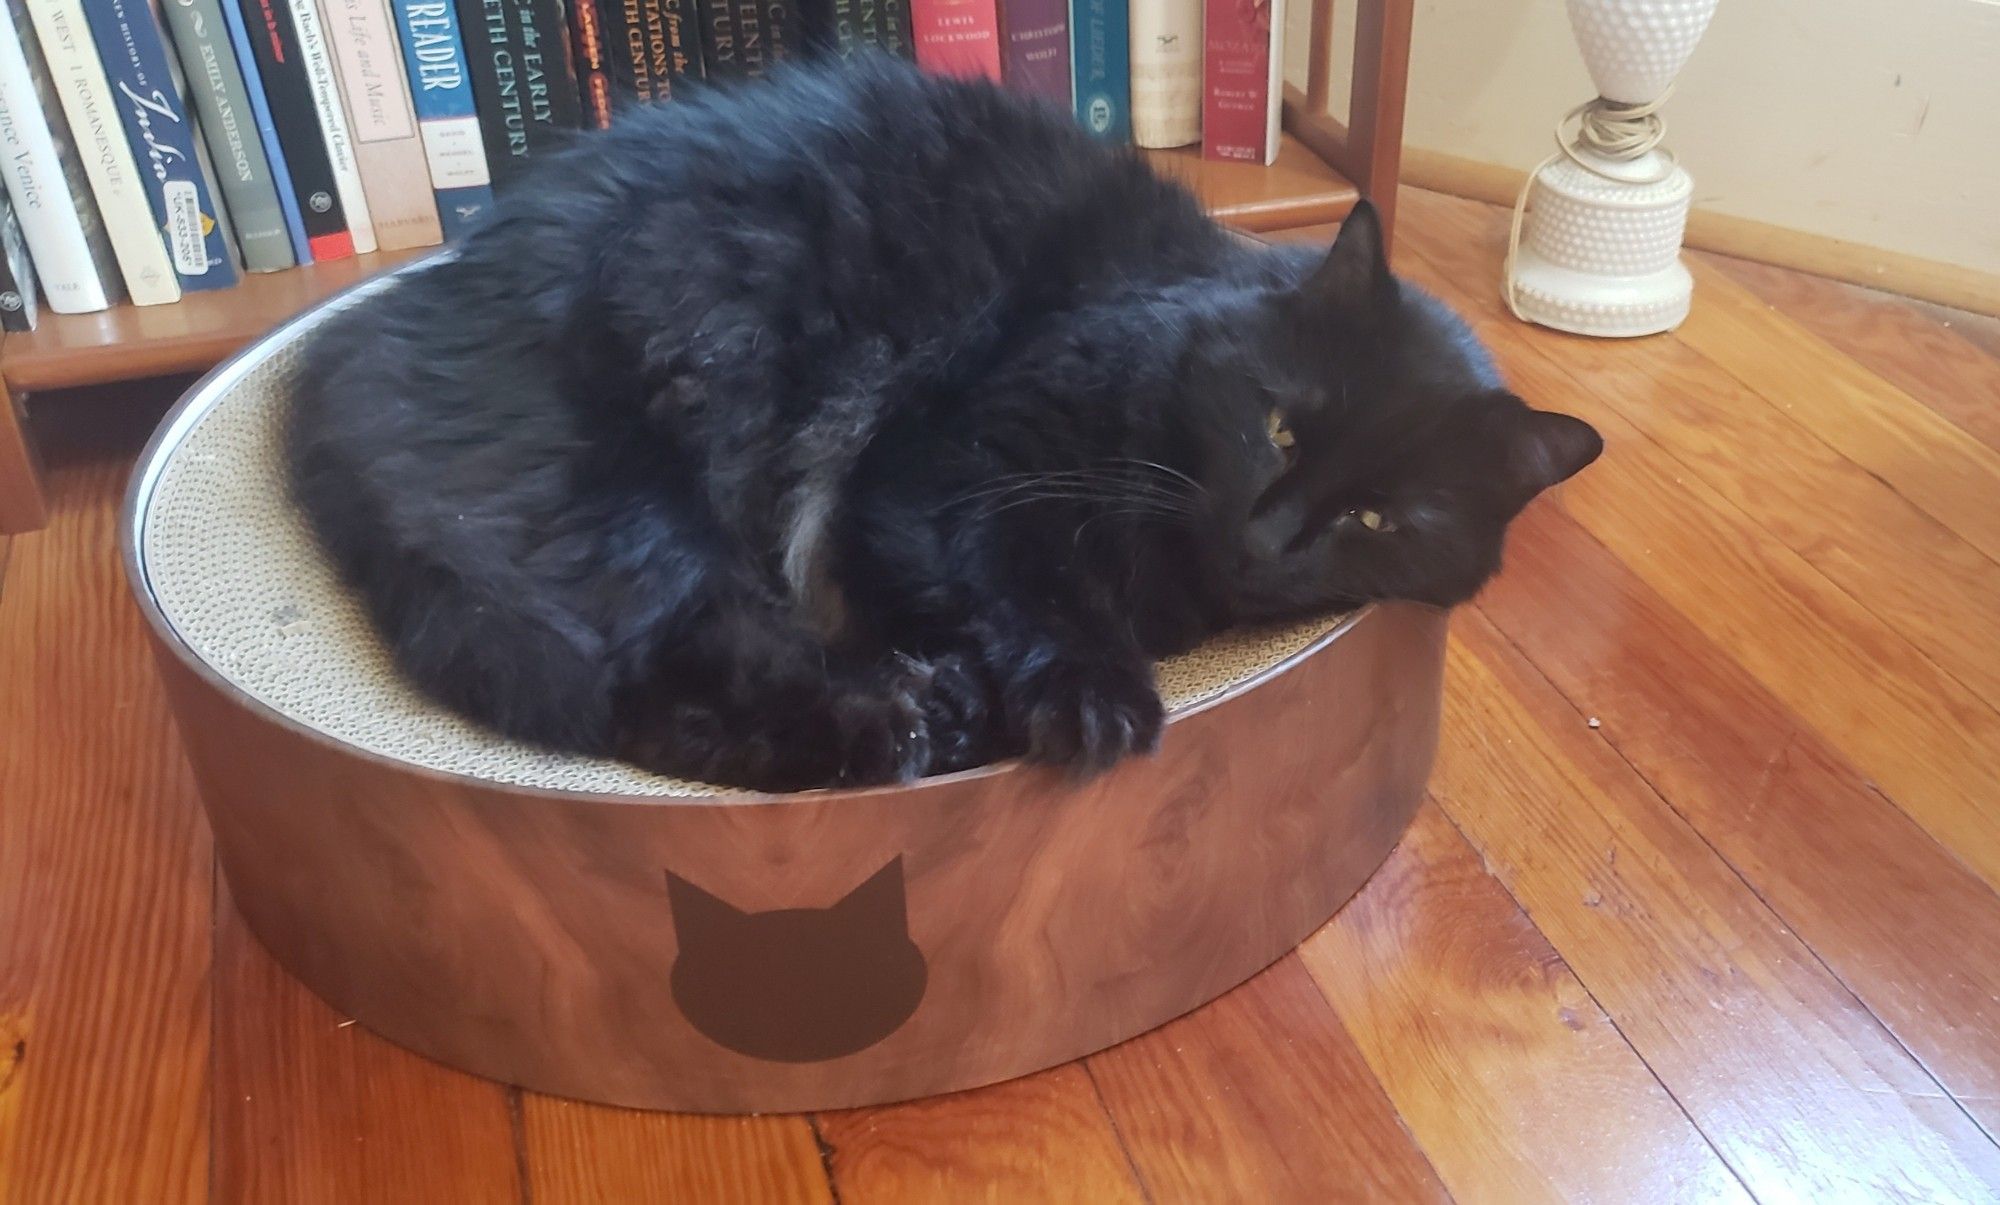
[1509,254,1692,338]
[1509,147,1694,338]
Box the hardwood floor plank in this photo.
[1388,195,2000,892]
[0,459,211,1203]
[1475,500,2000,1136]
[1398,191,2000,715]
[816,1065,1141,1204]
[209,882,521,1204]
[1433,605,2000,1198]
[1301,803,1750,1204]
[521,1095,829,1204]
[1088,954,1448,1203]
[1702,251,2000,454]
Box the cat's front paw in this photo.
[836,652,995,785]
[1006,655,1164,775]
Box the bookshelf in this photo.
[1,0,1413,532]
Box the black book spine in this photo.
[699,0,769,78]
[457,0,582,187]
[515,0,583,130]
[872,0,908,55]
[658,0,703,80]
[235,0,351,257]
[760,0,793,62]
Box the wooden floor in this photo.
[6,188,2000,1202]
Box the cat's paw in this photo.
[836,653,995,785]
[1006,655,1164,775]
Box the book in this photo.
[1067,0,1126,141]
[698,0,775,79]
[234,0,352,259]
[323,0,444,250]
[909,0,996,79]
[872,0,906,54]
[389,0,496,238]
[760,0,794,63]
[0,0,122,311]
[569,0,612,127]
[157,0,296,271]
[288,0,376,251]
[215,0,312,261]
[82,0,239,290]
[996,0,1065,101]
[1126,0,1195,148]
[602,0,700,107]
[457,0,583,188]
[0,195,39,330]
[22,0,181,303]
[1199,0,1278,163]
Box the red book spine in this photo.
[910,0,1000,79]
[572,0,615,128]
[1201,0,1280,163]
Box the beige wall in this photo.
[1291,0,2000,278]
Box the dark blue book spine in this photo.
[214,0,311,261]
[390,0,496,239]
[1068,0,1127,142]
[80,0,240,289]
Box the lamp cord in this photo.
[1504,91,1678,320]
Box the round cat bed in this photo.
[122,264,1447,1113]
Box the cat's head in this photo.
[1187,202,1602,620]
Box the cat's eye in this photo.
[1353,507,1397,533]
[1266,410,1296,450]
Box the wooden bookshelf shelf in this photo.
[0,134,1355,397]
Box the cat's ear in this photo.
[667,871,749,932]
[1301,199,1392,313]
[834,857,908,926]
[1505,404,1604,497]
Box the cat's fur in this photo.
[286,58,1601,792]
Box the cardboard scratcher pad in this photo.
[137,294,1341,796]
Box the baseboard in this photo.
[1400,148,2000,319]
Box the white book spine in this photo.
[287,0,375,253]
[0,9,111,312]
[21,0,180,304]
[1128,0,1200,149]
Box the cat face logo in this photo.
[665,858,927,1062]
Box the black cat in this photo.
[666,859,927,1061]
[286,57,1601,791]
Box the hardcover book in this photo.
[389,0,496,238]
[323,0,444,249]
[456,0,583,188]
[0,0,122,311]
[1199,0,1280,163]
[22,0,181,303]
[699,0,775,79]
[996,0,1066,101]
[157,0,295,270]
[81,0,239,289]
[288,0,377,251]
[1067,0,1127,141]
[872,0,907,54]
[215,0,313,261]
[1126,0,1196,148]
[0,195,39,330]
[603,0,702,106]
[909,0,997,79]
[569,0,612,126]
[234,0,353,259]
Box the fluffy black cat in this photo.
[286,58,1601,792]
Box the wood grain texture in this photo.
[1088,954,1447,1203]
[1344,0,1412,247]
[0,379,46,534]
[210,879,520,1204]
[817,1065,1142,1203]
[1143,137,1360,233]
[1435,605,2000,1200]
[522,1096,829,1204]
[1703,251,2000,455]
[1479,496,2000,1138]
[1302,803,1751,1204]
[0,455,211,1203]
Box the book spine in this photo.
[215,0,312,261]
[0,0,121,311]
[22,0,180,303]
[81,0,239,290]
[323,0,443,250]
[872,0,907,54]
[0,195,39,330]
[287,0,375,251]
[569,0,611,127]
[1067,0,1126,141]
[456,0,580,188]
[389,0,494,238]
[656,0,700,81]
[522,0,583,128]
[233,0,350,259]
[759,0,792,63]
[996,0,1065,101]
[1126,0,1195,148]
[699,0,770,79]
[601,0,660,105]
[157,0,294,270]
[1199,0,1277,164]
[909,0,996,79]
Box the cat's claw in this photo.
[1009,657,1164,776]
